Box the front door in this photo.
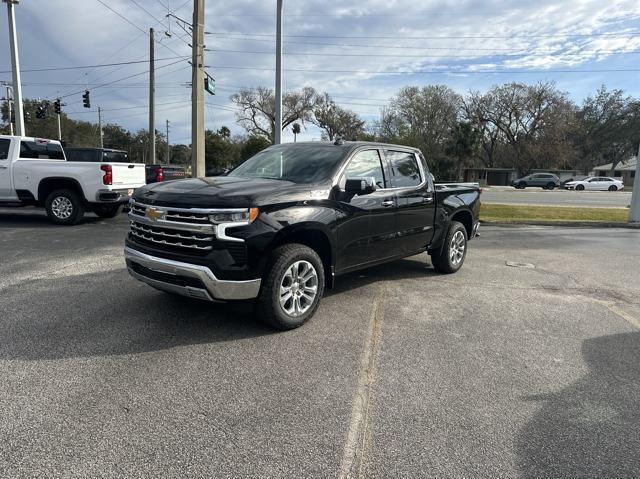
[385,149,436,254]
[0,138,15,200]
[335,149,396,271]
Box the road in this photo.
[481,187,632,208]
[1,208,639,478]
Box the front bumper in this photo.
[124,246,261,301]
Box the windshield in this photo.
[228,144,346,184]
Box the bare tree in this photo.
[230,87,318,143]
[312,93,366,141]
[474,82,575,174]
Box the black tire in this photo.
[45,189,85,225]
[517,182,526,189]
[430,221,468,274]
[576,184,585,191]
[93,204,122,218]
[255,243,325,330]
[608,185,617,192]
[546,182,555,190]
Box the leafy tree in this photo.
[204,127,240,169]
[292,122,301,142]
[230,86,318,142]
[446,121,481,181]
[240,135,271,161]
[378,85,462,178]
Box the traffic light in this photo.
[82,90,91,108]
[36,102,49,119]
[54,99,61,114]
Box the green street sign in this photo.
[204,77,216,95]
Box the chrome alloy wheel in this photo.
[449,230,466,266]
[279,260,318,317]
[51,196,73,219]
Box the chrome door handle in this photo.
[422,196,433,203]
[0,165,7,169]
[381,200,394,207]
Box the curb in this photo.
[480,220,640,229]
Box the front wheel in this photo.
[93,204,122,218]
[45,189,85,225]
[255,244,325,330]
[546,182,556,190]
[430,221,468,274]
[516,182,526,189]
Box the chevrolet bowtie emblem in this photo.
[145,207,165,221]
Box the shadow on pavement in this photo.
[0,208,103,228]
[0,256,437,361]
[516,331,640,478]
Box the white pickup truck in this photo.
[0,135,146,225]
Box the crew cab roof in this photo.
[276,140,421,154]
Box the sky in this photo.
[1,0,640,145]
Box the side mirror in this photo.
[345,176,377,195]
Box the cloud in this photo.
[1,0,640,143]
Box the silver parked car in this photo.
[513,173,561,190]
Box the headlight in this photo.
[209,208,259,224]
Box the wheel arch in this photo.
[37,177,86,204]
[268,223,336,288]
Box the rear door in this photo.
[385,149,435,254]
[335,148,397,270]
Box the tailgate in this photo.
[109,163,146,187]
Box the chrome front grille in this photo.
[130,221,213,251]
[130,202,210,225]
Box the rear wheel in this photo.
[45,189,84,225]
[608,185,618,191]
[255,244,325,330]
[576,184,585,191]
[430,221,468,274]
[93,204,122,218]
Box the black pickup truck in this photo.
[124,141,480,329]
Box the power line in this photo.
[206,30,640,40]
[209,64,640,74]
[204,48,640,59]
[95,0,147,34]
[0,56,187,74]
[128,0,166,24]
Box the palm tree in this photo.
[292,122,301,143]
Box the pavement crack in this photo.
[339,284,386,479]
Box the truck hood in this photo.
[133,176,328,208]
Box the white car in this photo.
[0,135,146,224]
[564,176,624,191]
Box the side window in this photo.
[387,151,422,188]
[0,139,10,160]
[341,150,386,188]
[589,178,598,182]
[19,141,65,160]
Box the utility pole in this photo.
[166,119,170,164]
[629,142,640,224]
[274,0,283,145]
[4,0,24,136]
[56,112,61,141]
[191,0,205,177]
[5,85,13,135]
[149,27,156,164]
[98,107,104,148]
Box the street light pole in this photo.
[4,0,24,136]
[5,85,13,135]
[274,0,283,145]
[629,142,640,224]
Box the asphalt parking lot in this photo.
[1,207,639,478]
[481,187,632,208]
